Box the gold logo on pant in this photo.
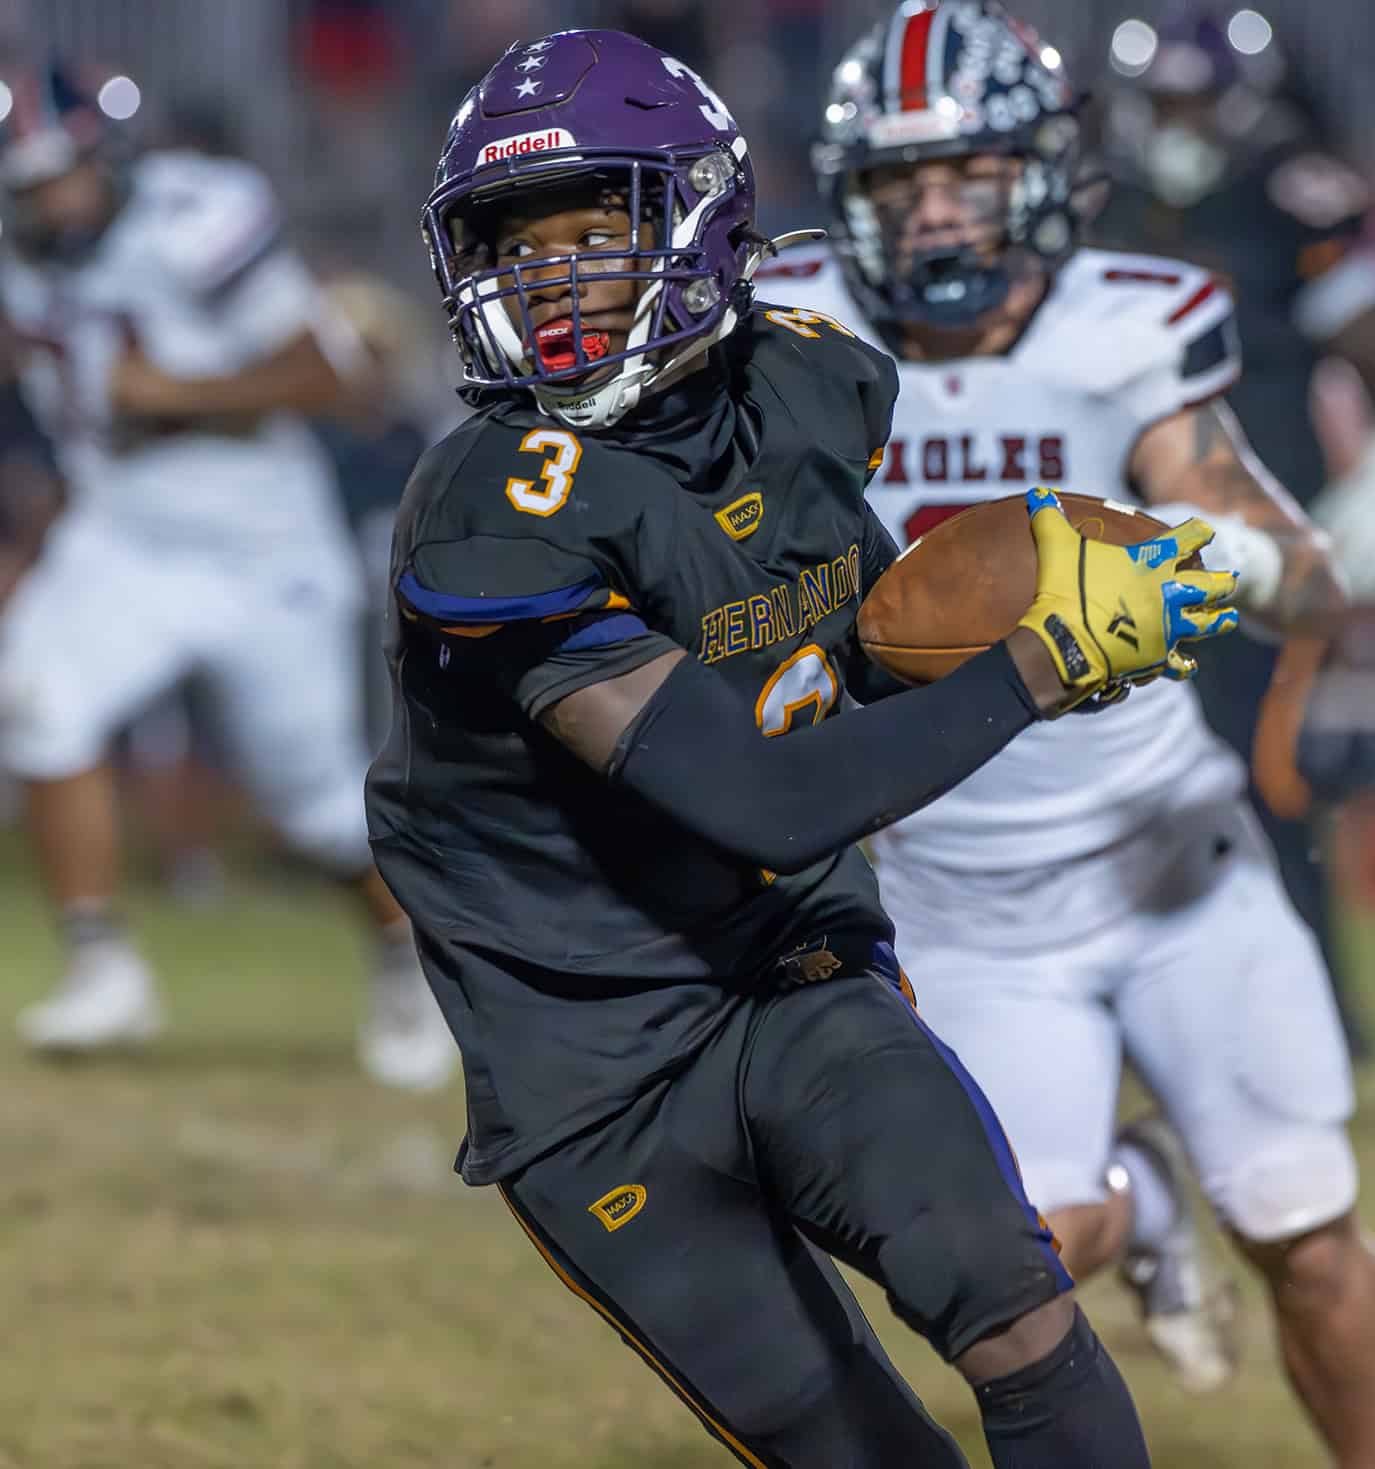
[588,1184,648,1232]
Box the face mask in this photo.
[1144,124,1228,207]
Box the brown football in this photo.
[857,492,1184,684]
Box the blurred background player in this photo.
[782,2,1375,1460]
[312,271,433,749]
[0,62,454,1091]
[1093,4,1375,1055]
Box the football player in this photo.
[369,27,1238,1469]
[782,0,1375,1458]
[1094,4,1375,1052]
[0,64,454,1090]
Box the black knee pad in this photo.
[877,1206,1069,1362]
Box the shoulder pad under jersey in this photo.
[1029,247,1241,423]
[392,407,673,635]
[130,151,285,296]
[744,288,898,477]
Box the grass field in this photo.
[3,830,1374,1469]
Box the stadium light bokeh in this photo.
[97,75,141,121]
[1227,9,1274,55]
[1110,18,1160,76]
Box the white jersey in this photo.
[1,150,351,556]
[767,246,1247,868]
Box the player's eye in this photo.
[499,239,536,260]
[581,229,618,249]
[961,180,1004,219]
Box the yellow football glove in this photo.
[1018,487,1239,713]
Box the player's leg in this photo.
[883,845,1234,1391]
[24,765,120,910]
[1232,1216,1375,1469]
[883,876,1129,1282]
[206,553,453,1089]
[500,1023,972,1468]
[745,962,1151,1469]
[16,763,162,1045]
[1122,802,1375,1465]
[1,520,193,1048]
[122,683,227,906]
[918,958,1130,1284]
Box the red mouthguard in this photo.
[533,320,611,372]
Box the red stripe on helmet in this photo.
[899,11,936,111]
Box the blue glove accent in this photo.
[1125,534,1181,569]
[1159,580,1239,678]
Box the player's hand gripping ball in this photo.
[858,489,1239,712]
[1017,488,1237,707]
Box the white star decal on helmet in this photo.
[514,77,543,99]
[523,40,553,53]
[517,56,546,72]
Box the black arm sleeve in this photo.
[608,642,1039,875]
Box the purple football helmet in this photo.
[423,30,759,428]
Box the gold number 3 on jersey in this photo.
[505,427,582,516]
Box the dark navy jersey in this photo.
[1095,133,1369,502]
[366,304,900,1182]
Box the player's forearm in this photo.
[110,332,344,420]
[1262,533,1347,632]
[1137,403,1347,634]
[1155,461,1346,633]
[609,643,1039,875]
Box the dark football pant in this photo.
[500,956,1073,1468]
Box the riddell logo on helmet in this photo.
[478,128,576,166]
